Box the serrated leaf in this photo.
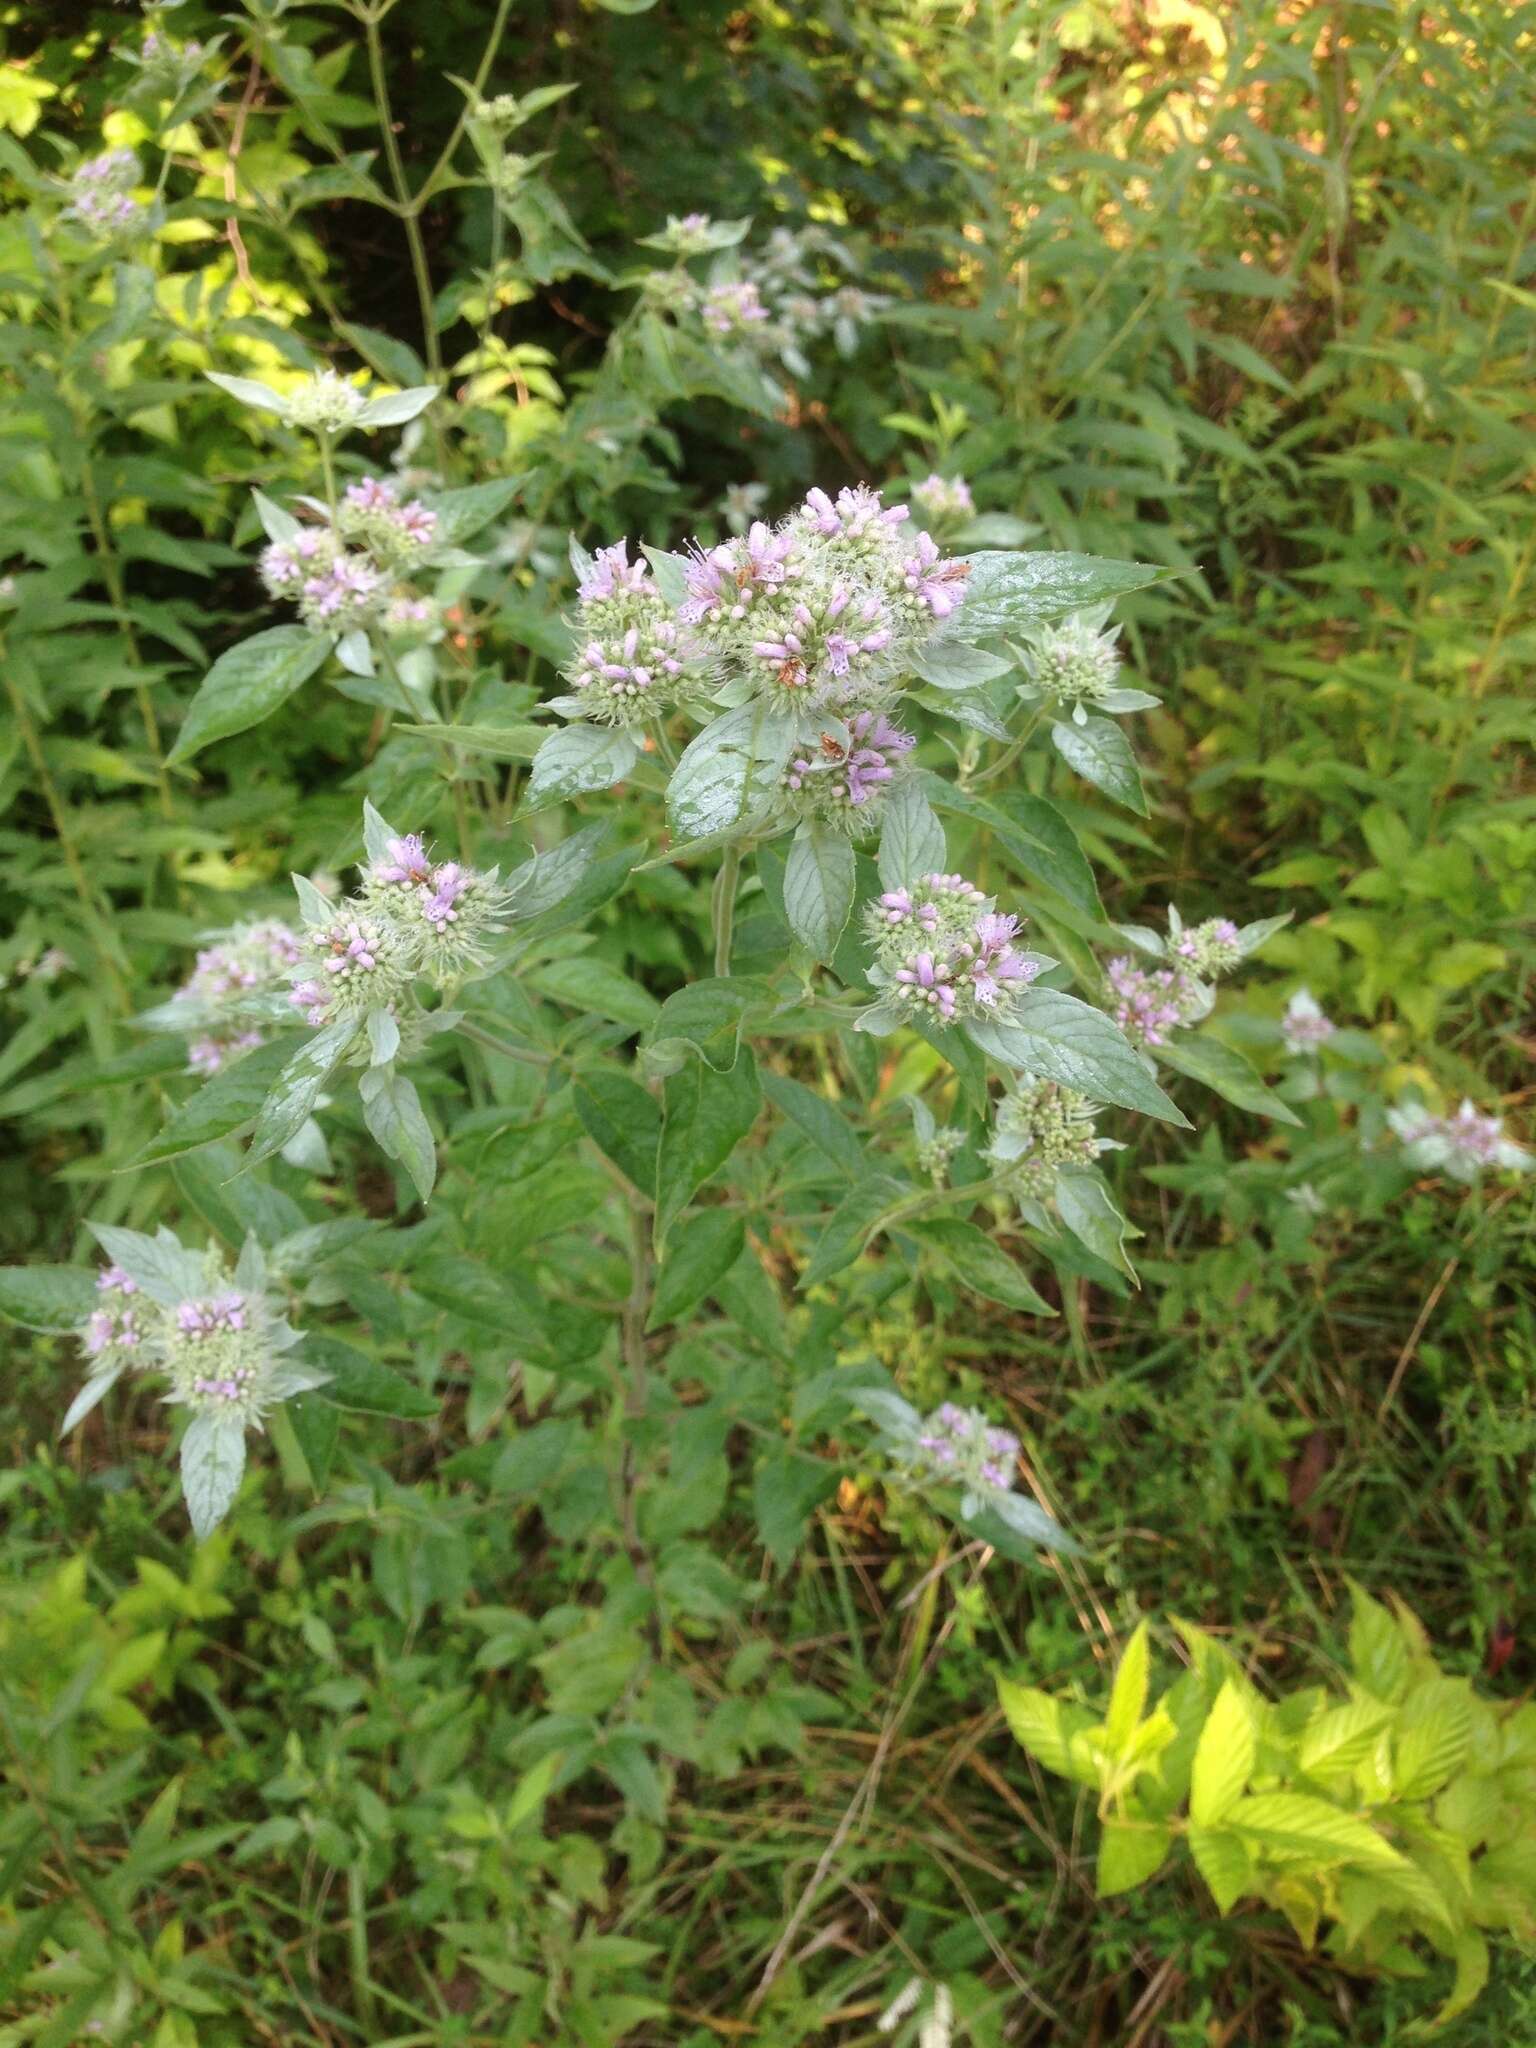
[170,627,333,763]
[205,370,285,414]
[1050,715,1148,814]
[0,1264,98,1332]
[949,549,1168,638]
[1188,1825,1253,1913]
[1190,1680,1257,1825]
[783,821,855,958]
[910,1217,1056,1315]
[1106,1621,1152,1754]
[248,1019,354,1169]
[132,1038,296,1167]
[997,1679,1099,1784]
[358,1066,436,1203]
[666,704,797,843]
[909,637,1014,690]
[524,724,639,809]
[574,1070,661,1195]
[655,1043,761,1248]
[1054,1168,1138,1282]
[1097,1816,1171,1896]
[877,778,947,890]
[1227,1791,1405,1869]
[967,993,1189,1126]
[1298,1698,1393,1779]
[647,1209,745,1330]
[61,1365,129,1436]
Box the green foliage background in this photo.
[1,1,1533,2042]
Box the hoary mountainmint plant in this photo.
[20,403,1320,1546]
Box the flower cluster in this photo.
[334,476,438,566]
[1016,604,1158,726]
[562,541,706,727]
[260,530,385,631]
[987,1079,1106,1199]
[283,369,368,434]
[1171,916,1243,978]
[160,918,302,1074]
[289,827,510,1034]
[1281,987,1335,1055]
[914,1402,1020,1494]
[1388,1100,1532,1184]
[69,1234,318,1427]
[1104,956,1201,1049]
[865,872,1041,1027]
[132,28,211,93]
[784,710,916,826]
[910,474,974,529]
[701,279,770,338]
[62,149,148,238]
[686,484,966,708]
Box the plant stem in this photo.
[712,842,742,977]
[361,5,442,384]
[460,1020,552,1067]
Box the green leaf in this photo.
[1190,1680,1258,1825]
[968,993,1190,1126]
[910,1217,1056,1315]
[1054,1168,1139,1282]
[286,1392,340,1492]
[647,1209,745,1330]
[924,776,1102,917]
[180,1413,247,1541]
[761,1072,869,1180]
[655,1044,761,1248]
[1050,716,1148,814]
[997,1679,1098,1784]
[131,1037,296,1167]
[574,1070,661,1195]
[1298,1698,1392,1779]
[753,1447,838,1566]
[1156,1034,1303,1127]
[1394,1678,1474,1800]
[1227,1792,1405,1869]
[426,476,523,545]
[248,1019,355,1169]
[529,956,660,1031]
[0,1264,97,1332]
[909,637,1013,690]
[305,1336,437,1418]
[1348,1580,1410,1703]
[358,1066,436,1203]
[877,778,947,890]
[798,1175,911,1290]
[355,384,440,426]
[665,705,796,842]
[1434,1932,1490,2029]
[1097,1817,1171,1896]
[950,549,1168,637]
[170,627,333,764]
[524,724,639,809]
[1106,1620,1152,1754]
[1188,1825,1253,1914]
[783,821,856,958]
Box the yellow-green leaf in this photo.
[1106,1620,1151,1755]
[1190,1679,1257,1826]
[1228,1791,1405,1870]
[1188,1824,1253,1913]
[1096,1816,1171,1897]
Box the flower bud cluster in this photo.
[1104,956,1200,1049]
[334,476,438,567]
[987,1079,1103,1199]
[563,542,708,727]
[62,149,148,238]
[644,218,888,371]
[910,474,975,530]
[164,918,302,1074]
[260,529,386,631]
[1170,916,1243,978]
[71,1238,314,1430]
[283,369,368,433]
[289,831,510,1032]
[783,710,916,828]
[701,280,770,338]
[865,873,1041,1027]
[914,1402,1020,1494]
[1018,607,1124,720]
[133,29,210,92]
[916,1124,966,1184]
[1388,1099,1532,1184]
[1281,987,1335,1055]
[681,484,967,710]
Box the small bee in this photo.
[776,658,808,691]
[818,732,847,761]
